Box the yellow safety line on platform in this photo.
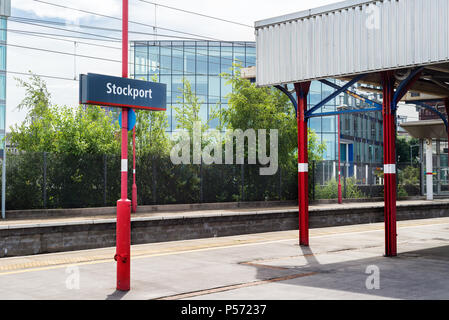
[1,218,449,276]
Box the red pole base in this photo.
[132,184,137,213]
[116,199,131,291]
[338,183,342,204]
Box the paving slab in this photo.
[1,217,449,300]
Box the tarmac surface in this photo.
[1,216,449,300]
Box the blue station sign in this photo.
[79,73,166,111]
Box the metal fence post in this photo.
[43,152,47,208]
[312,161,316,201]
[241,164,245,202]
[278,166,282,201]
[152,155,157,204]
[104,154,107,206]
[200,160,203,203]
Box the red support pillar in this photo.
[115,0,131,291]
[294,82,311,246]
[381,71,397,257]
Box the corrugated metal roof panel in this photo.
[255,0,449,86]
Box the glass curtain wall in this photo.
[307,79,383,162]
[131,40,256,133]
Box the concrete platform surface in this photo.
[1,199,448,228]
[1,217,449,300]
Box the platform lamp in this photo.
[337,104,348,204]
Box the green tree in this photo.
[9,74,120,155]
[220,64,326,170]
[396,136,420,164]
[134,74,170,156]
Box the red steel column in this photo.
[132,126,137,213]
[381,71,397,257]
[115,0,131,291]
[338,113,342,204]
[294,82,311,246]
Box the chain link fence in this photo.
[0,153,424,210]
[309,160,422,200]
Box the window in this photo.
[221,45,233,74]
[0,19,6,42]
[246,46,256,67]
[234,45,245,66]
[323,133,336,160]
[0,105,5,130]
[0,74,5,101]
[160,47,172,74]
[184,45,196,74]
[208,45,220,75]
[172,46,184,74]
[160,75,171,104]
[322,116,336,132]
[148,46,160,76]
[197,46,208,75]
[208,76,220,104]
[134,46,147,76]
[196,76,208,101]
[309,118,321,132]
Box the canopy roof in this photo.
[400,120,448,140]
[255,0,449,99]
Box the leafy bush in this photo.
[315,178,365,200]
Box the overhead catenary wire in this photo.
[136,0,253,28]
[9,18,254,64]
[6,27,122,43]
[9,16,216,42]
[31,0,224,42]
[5,40,245,76]
[4,28,122,51]
[10,17,253,57]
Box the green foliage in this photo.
[15,72,51,120]
[315,178,365,200]
[220,64,326,171]
[9,74,120,155]
[396,136,420,164]
[397,184,408,197]
[134,109,170,156]
[399,165,419,186]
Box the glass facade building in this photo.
[131,40,256,132]
[131,40,383,163]
[307,80,384,163]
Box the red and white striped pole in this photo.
[294,82,311,247]
[115,0,131,291]
[381,71,397,257]
[132,126,137,213]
